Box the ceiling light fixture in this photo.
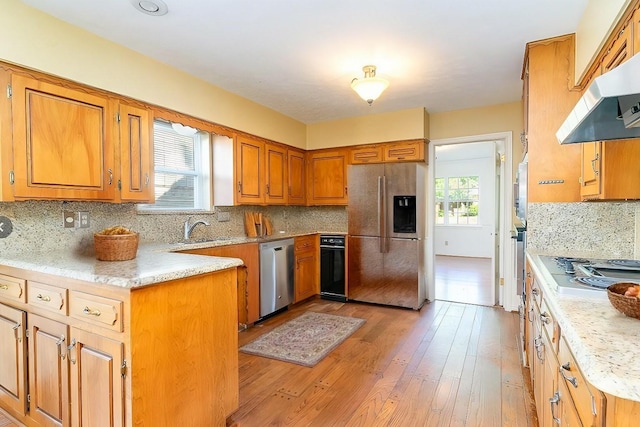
[131,0,168,16]
[350,65,389,106]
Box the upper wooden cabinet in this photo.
[306,148,348,205]
[601,21,633,73]
[10,73,117,201]
[265,142,287,205]
[523,35,582,203]
[117,102,153,202]
[287,148,306,205]
[580,139,640,200]
[350,145,383,164]
[383,140,426,162]
[236,135,265,204]
[634,7,640,55]
[1,64,153,203]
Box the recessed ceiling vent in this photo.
[130,0,168,16]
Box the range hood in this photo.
[556,52,640,144]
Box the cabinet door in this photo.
[383,140,426,162]
[287,148,306,205]
[601,23,632,73]
[236,136,265,204]
[350,145,383,164]
[69,328,124,427]
[294,251,318,302]
[0,303,27,416]
[265,143,287,205]
[118,103,153,202]
[306,149,348,205]
[10,74,116,200]
[28,314,70,427]
[634,8,640,55]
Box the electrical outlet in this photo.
[63,211,75,228]
[77,212,90,228]
[217,211,230,222]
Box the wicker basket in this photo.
[607,282,640,319]
[94,232,139,261]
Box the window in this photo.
[435,176,479,225]
[138,120,211,211]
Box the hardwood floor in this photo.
[229,298,538,427]
[435,255,495,306]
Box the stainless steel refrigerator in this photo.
[347,162,427,309]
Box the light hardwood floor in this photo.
[228,297,537,426]
[435,255,495,306]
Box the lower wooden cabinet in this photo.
[294,235,319,302]
[0,266,239,427]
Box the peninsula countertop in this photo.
[527,252,640,402]
[0,231,341,289]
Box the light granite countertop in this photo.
[527,252,640,402]
[0,231,340,289]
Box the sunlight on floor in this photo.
[435,255,494,306]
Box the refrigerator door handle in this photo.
[378,175,387,253]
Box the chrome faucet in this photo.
[184,217,210,240]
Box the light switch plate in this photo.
[63,211,75,228]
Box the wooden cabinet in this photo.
[265,143,287,205]
[523,35,582,202]
[236,135,265,204]
[635,7,640,55]
[10,73,117,201]
[287,148,306,205]
[521,60,529,156]
[581,140,640,200]
[383,140,426,162]
[601,21,633,73]
[180,242,260,324]
[350,145,383,164]
[306,148,348,205]
[117,102,153,203]
[0,266,239,426]
[1,63,153,203]
[294,234,319,303]
[0,303,27,417]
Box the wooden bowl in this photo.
[607,282,640,319]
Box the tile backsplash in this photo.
[0,201,347,255]
[527,202,639,259]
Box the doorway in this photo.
[425,132,516,310]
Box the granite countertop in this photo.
[527,252,640,402]
[0,231,339,289]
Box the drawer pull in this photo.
[12,323,21,342]
[560,362,579,388]
[56,335,66,360]
[532,288,539,296]
[83,306,102,317]
[540,312,551,324]
[36,294,51,302]
[67,339,77,364]
[549,391,561,424]
[0,284,8,290]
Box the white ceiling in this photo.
[21,0,589,124]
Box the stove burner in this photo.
[554,257,590,275]
[572,276,619,290]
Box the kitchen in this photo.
[2,0,640,426]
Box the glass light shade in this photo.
[351,77,390,104]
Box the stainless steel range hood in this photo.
[556,52,640,144]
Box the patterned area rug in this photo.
[240,311,365,367]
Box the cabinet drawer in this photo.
[295,235,317,252]
[539,298,558,353]
[27,281,68,315]
[0,274,26,303]
[69,291,123,332]
[558,336,604,425]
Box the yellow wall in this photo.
[0,0,307,148]
[575,0,633,83]
[306,107,427,149]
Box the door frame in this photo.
[426,131,517,311]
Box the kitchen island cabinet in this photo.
[526,253,640,426]
[0,250,242,427]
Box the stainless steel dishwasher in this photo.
[259,238,294,319]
